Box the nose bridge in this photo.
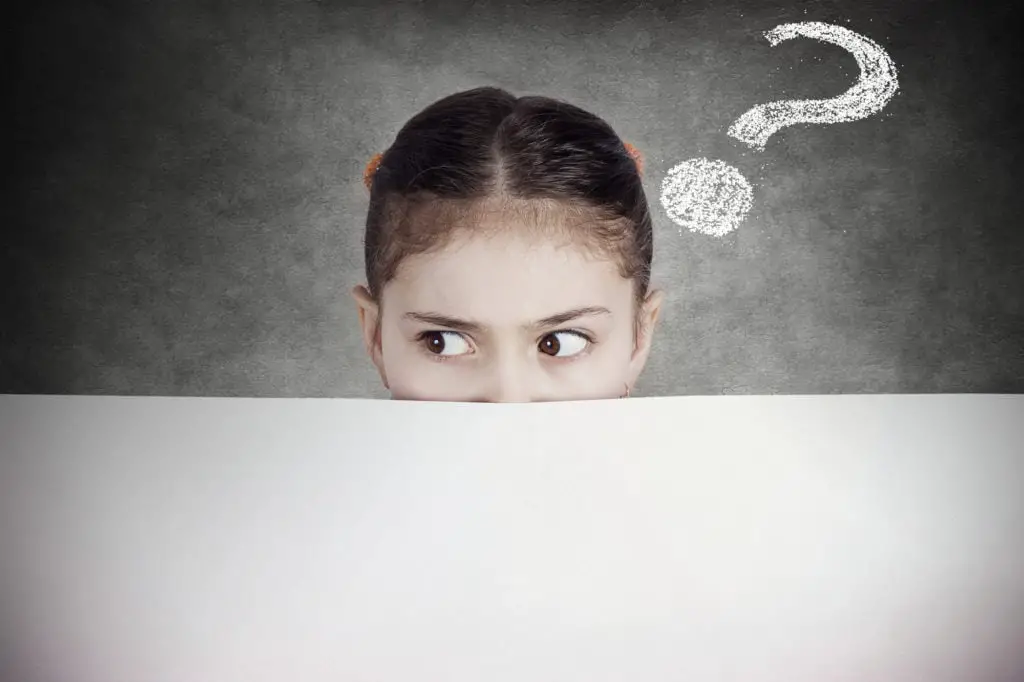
[482,348,533,403]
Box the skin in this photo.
[351,228,664,403]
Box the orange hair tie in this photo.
[624,141,644,176]
[363,152,384,191]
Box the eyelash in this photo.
[416,329,596,363]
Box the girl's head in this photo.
[352,86,664,402]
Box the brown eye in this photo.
[419,331,471,357]
[539,334,561,356]
[423,331,445,354]
[539,331,590,358]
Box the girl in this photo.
[352,86,664,402]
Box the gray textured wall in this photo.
[6,0,1022,398]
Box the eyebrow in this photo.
[402,306,612,334]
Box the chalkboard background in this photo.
[6,0,1022,398]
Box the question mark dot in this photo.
[660,159,754,238]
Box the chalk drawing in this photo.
[660,21,900,237]
[727,22,900,150]
[660,160,753,238]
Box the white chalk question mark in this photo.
[660,21,900,237]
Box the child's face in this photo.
[352,230,663,402]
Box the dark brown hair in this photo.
[363,86,654,339]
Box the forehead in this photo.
[384,230,631,322]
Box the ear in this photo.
[627,288,665,389]
[351,284,389,390]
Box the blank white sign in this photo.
[1,394,1022,682]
